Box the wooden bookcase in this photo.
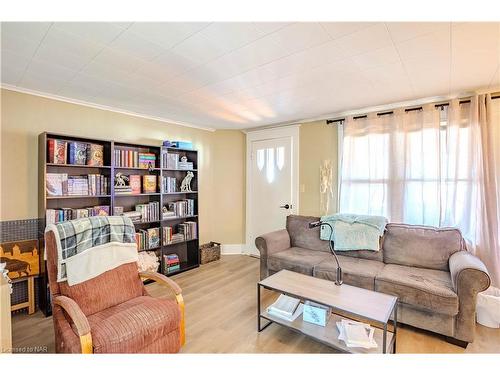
[38,132,200,293]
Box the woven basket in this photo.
[200,242,221,264]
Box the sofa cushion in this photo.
[313,255,385,290]
[375,264,459,316]
[286,215,330,252]
[267,247,331,275]
[87,295,180,353]
[383,223,465,271]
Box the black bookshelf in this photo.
[38,133,200,315]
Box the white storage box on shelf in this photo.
[476,286,500,328]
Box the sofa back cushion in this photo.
[383,223,465,271]
[286,215,384,261]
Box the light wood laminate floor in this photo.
[11,255,500,353]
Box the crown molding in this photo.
[0,84,216,132]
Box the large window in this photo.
[339,102,480,242]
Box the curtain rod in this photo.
[326,94,500,125]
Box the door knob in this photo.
[280,204,292,209]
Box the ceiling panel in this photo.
[1,22,499,130]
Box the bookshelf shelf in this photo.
[39,133,200,317]
[162,168,198,172]
[47,195,111,200]
[115,193,161,197]
[161,215,198,222]
[138,246,162,252]
[162,191,198,195]
[115,167,161,171]
[47,163,112,169]
[162,238,198,247]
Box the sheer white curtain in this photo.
[339,96,500,286]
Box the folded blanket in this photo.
[320,214,388,251]
[45,216,138,285]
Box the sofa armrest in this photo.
[52,295,92,354]
[449,251,490,292]
[255,229,291,280]
[448,251,491,342]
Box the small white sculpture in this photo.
[180,156,188,163]
[181,171,194,192]
[115,172,129,187]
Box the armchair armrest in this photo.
[139,271,185,346]
[255,229,291,280]
[52,295,92,354]
[448,251,491,342]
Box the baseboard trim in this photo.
[221,244,245,255]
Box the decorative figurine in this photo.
[115,172,129,187]
[180,171,194,192]
[181,156,188,163]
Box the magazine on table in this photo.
[267,294,304,322]
[336,319,378,349]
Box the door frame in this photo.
[245,125,300,256]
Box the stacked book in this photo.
[47,173,109,196]
[161,176,177,193]
[166,199,195,217]
[267,294,304,322]
[135,227,160,251]
[135,202,160,222]
[122,211,142,223]
[336,319,378,349]
[114,184,132,195]
[162,152,179,169]
[178,221,197,240]
[46,206,110,224]
[114,149,156,169]
[162,226,185,245]
[48,139,103,166]
[178,160,194,170]
[164,254,180,273]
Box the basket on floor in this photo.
[200,242,221,264]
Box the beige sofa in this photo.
[255,215,491,346]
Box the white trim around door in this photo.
[245,125,300,256]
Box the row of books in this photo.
[114,174,157,195]
[160,176,178,193]
[163,254,180,274]
[114,149,156,169]
[161,151,195,170]
[163,226,186,245]
[178,221,197,241]
[46,206,110,224]
[46,173,110,196]
[48,139,104,166]
[135,227,160,251]
[134,202,160,222]
[164,199,195,218]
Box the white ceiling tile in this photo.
[25,58,78,81]
[127,22,210,49]
[386,22,449,43]
[1,65,25,85]
[34,28,105,70]
[253,22,291,35]
[1,49,31,75]
[396,28,450,62]
[200,23,265,53]
[1,32,43,58]
[92,47,145,73]
[266,23,331,55]
[53,22,128,45]
[108,30,166,62]
[334,23,393,57]
[352,45,400,70]
[1,22,51,41]
[320,22,374,40]
[19,70,68,93]
[171,32,227,65]
[152,49,199,75]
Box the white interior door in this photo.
[246,128,299,255]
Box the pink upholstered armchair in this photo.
[45,230,185,353]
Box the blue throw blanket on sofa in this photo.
[319,214,388,251]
